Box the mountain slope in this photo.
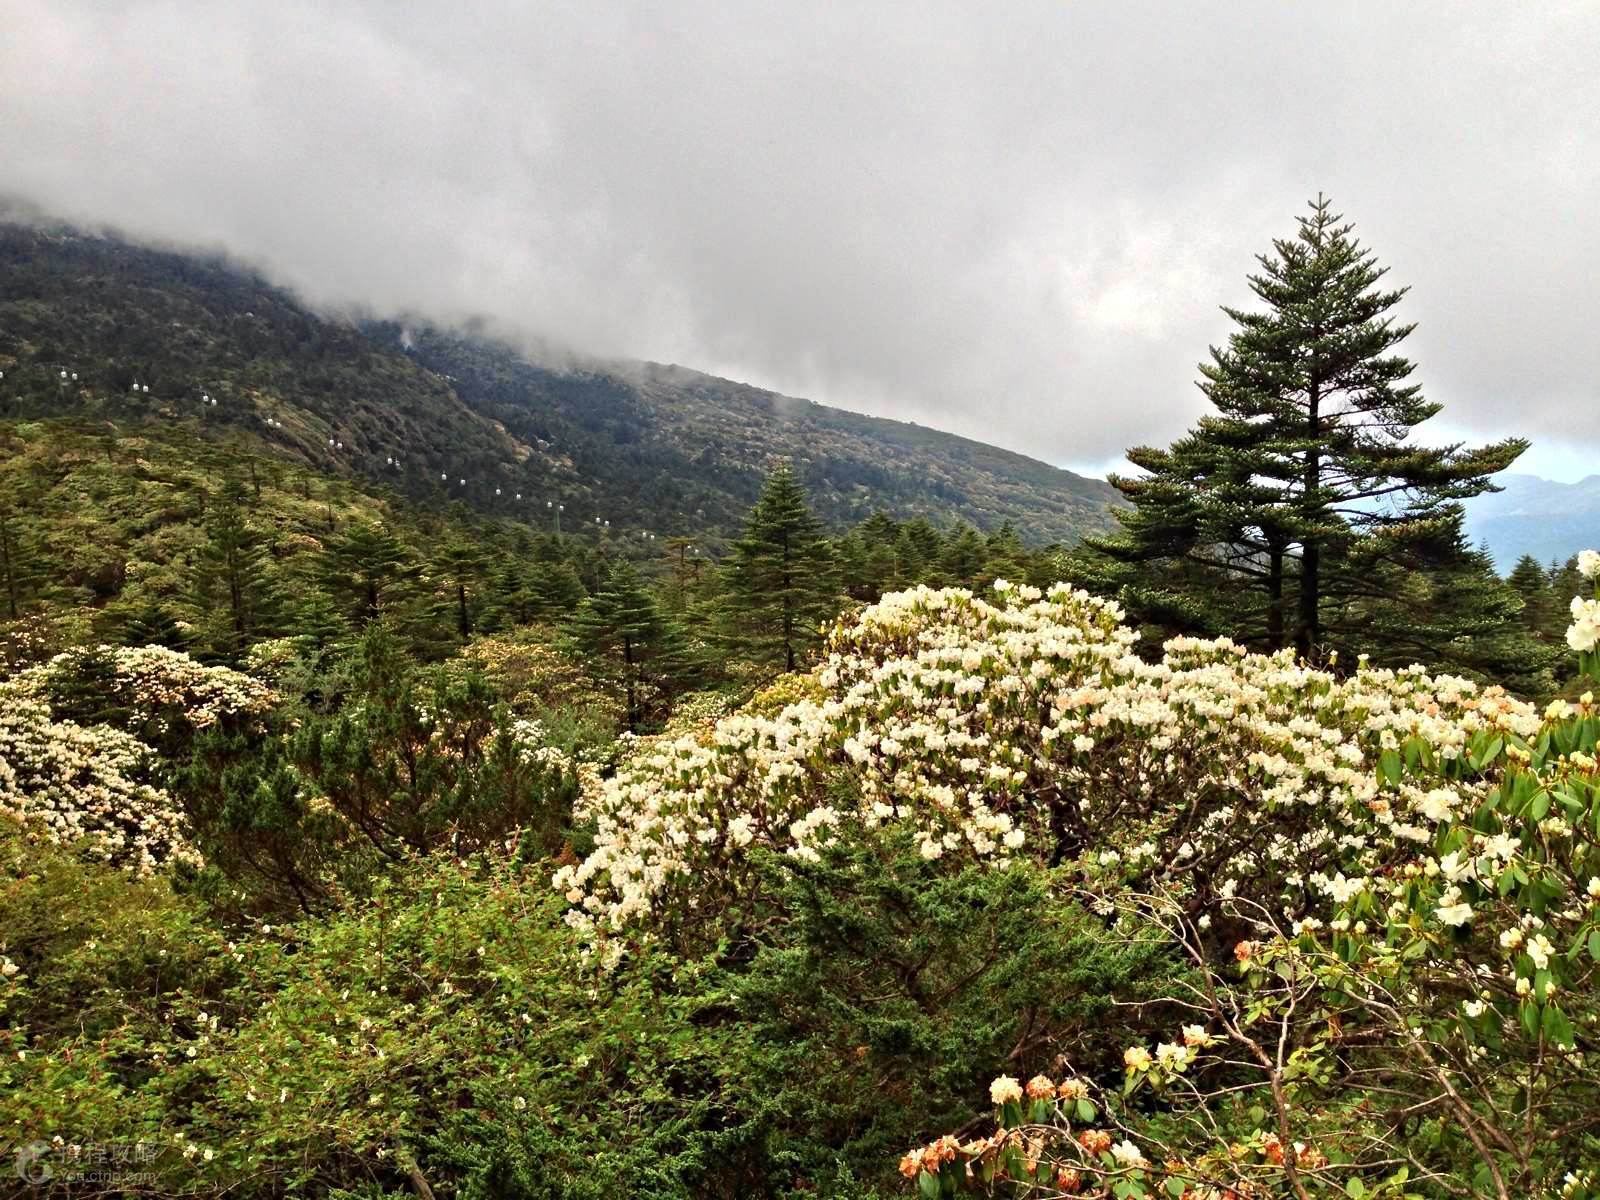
[1464,473,1600,571]
[0,221,1117,544]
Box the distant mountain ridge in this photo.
[1464,473,1600,571]
[0,221,1118,545]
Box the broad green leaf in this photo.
[1378,748,1402,785]
[1543,1004,1575,1049]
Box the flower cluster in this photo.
[0,643,270,873]
[898,1072,1228,1197]
[1568,548,1600,654]
[555,580,1540,941]
[0,684,200,874]
[507,718,577,775]
[240,637,308,687]
[13,644,277,735]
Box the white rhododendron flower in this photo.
[989,1075,1023,1105]
[1110,1139,1147,1167]
[0,646,278,874]
[1568,596,1600,653]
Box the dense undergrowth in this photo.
[2,550,1597,1197]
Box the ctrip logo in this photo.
[13,1141,51,1185]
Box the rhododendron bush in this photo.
[0,686,198,874]
[0,645,277,875]
[557,580,1543,941]
[888,555,1600,1197]
[13,643,277,750]
[553,560,1600,1197]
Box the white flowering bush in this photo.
[0,644,276,876]
[556,580,1540,943]
[0,686,199,874]
[240,636,313,689]
[891,560,1600,1197]
[12,644,276,750]
[543,564,1600,1195]
[1570,549,1600,667]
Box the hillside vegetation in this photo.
[4,201,1599,1200]
[0,221,1117,545]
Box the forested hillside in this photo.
[0,221,1117,545]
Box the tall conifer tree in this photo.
[569,562,693,732]
[194,481,281,657]
[318,522,418,631]
[720,463,838,672]
[1096,196,1525,661]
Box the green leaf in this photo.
[1076,1097,1096,1123]
[918,1170,940,1200]
[1588,930,1600,962]
[1542,1004,1575,1049]
[1378,748,1402,785]
[1346,1180,1367,1200]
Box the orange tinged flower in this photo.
[917,1134,958,1172]
[1078,1129,1113,1156]
[1056,1077,1089,1101]
[1024,1073,1056,1100]
[1293,1143,1327,1170]
[1234,940,1257,964]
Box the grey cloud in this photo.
[2,0,1596,475]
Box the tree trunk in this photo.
[1297,383,1322,659]
[1266,539,1284,651]
[456,581,470,642]
[622,635,637,732]
[0,507,19,619]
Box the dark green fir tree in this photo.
[720,463,838,672]
[317,521,418,631]
[193,481,282,658]
[569,562,695,732]
[1094,196,1526,667]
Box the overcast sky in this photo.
[3,1,1597,480]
